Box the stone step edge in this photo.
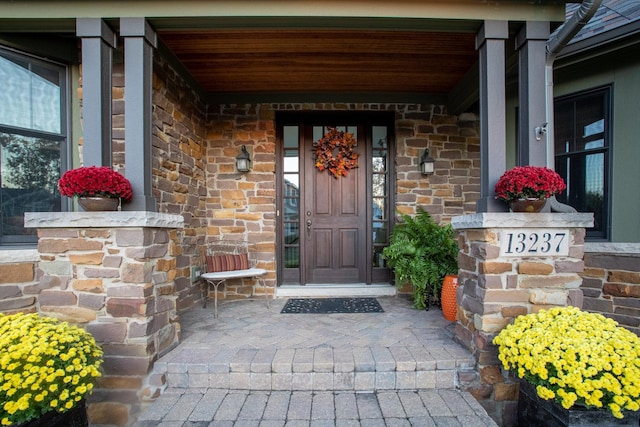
[143,346,477,399]
[158,369,463,391]
[156,360,475,373]
[153,346,476,375]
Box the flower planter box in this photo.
[15,400,88,427]
[518,381,640,427]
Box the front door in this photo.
[304,124,366,283]
[277,112,393,286]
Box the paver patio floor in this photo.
[133,295,497,426]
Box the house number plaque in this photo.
[500,229,569,257]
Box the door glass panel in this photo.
[372,174,386,196]
[285,247,299,268]
[314,125,358,143]
[346,126,357,142]
[284,151,299,173]
[284,222,299,244]
[373,221,387,244]
[283,201,299,222]
[284,173,299,194]
[373,198,386,220]
[373,149,386,173]
[373,246,386,268]
[283,126,298,148]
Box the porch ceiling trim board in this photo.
[0,1,568,23]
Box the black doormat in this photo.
[280,297,384,314]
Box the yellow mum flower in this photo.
[536,385,555,400]
[493,307,640,419]
[0,313,103,425]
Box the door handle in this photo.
[306,219,312,238]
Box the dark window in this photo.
[0,47,67,245]
[554,87,610,240]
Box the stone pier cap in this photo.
[25,211,184,229]
[451,212,594,230]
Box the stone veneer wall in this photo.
[203,103,479,298]
[23,212,184,426]
[581,244,640,336]
[392,106,480,222]
[204,104,278,298]
[0,251,39,313]
[451,212,593,427]
[151,54,208,311]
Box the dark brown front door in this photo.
[277,112,393,287]
[303,125,366,283]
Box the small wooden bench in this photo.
[200,240,268,317]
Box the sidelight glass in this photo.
[371,126,389,268]
[282,126,301,271]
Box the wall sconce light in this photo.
[420,149,435,175]
[535,122,548,141]
[235,145,251,172]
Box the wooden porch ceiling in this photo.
[158,29,479,103]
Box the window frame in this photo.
[0,46,70,246]
[554,85,612,241]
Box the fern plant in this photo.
[382,209,459,309]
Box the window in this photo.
[554,87,611,240]
[0,47,67,244]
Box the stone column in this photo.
[451,212,593,426]
[25,211,184,427]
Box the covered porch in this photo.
[2,1,589,426]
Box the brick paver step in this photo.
[133,389,498,427]
[151,344,475,392]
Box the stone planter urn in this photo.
[508,198,546,213]
[78,196,120,211]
